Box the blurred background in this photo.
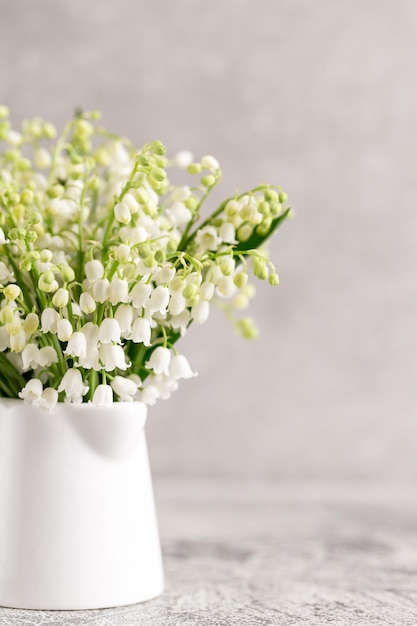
[1,0,416,482]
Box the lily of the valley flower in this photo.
[130,317,151,345]
[111,375,140,402]
[99,343,129,371]
[58,369,89,403]
[64,332,87,359]
[99,318,121,344]
[145,346,171,376]
[0,109,289,408]
[92,384,113,406]
[170,354,197,379]
[19,379,58,412]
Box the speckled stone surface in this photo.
[1,480,417,625]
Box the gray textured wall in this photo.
[1,0,416,481]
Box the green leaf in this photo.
[234,207,291,253]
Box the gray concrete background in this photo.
[1,0,416,481]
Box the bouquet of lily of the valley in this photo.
[0,108,291,410]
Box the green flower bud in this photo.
[0,121,10,140]
[253,257,268,281]
[39,250,53,263]
[137,154,150,168]
[264,188,278,203]
[148,167,167,183]
[8,228,21,241]
[52,288,69,308]
[201,174,216,187]
[185,195,199,211]
[236,317,259,340]
[26,230,38,243]
[155,249,166,264]
[143,254,156,268]
[61,266,75,282]
[256,221,272,237]
[279,191,288,203]
[269,202,281,217]
[269,272,280,286]
[0,305,15,324]
[258,201,270,216]
[22,312,39,334]
[0,105,9,118]
[233,272,248,289]
[233,294,250,310]
[152,141,167,156]
[225,200,240,217]
[38,272,58,293]
[43,122,57,139]
[237,224,253,242]
[4,284,21,301]
[137,243,152,259]
[6,319,22,336]
[187,163,202,175]
[75,119,94,138]
[21,189,34,205]
[170,276,185,291]
[183,284,198,300]
[187,295,199,308]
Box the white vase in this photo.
[0,398,164,610]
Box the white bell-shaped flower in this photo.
[115,304,133,334]
[79,292,96,314]
[58,369,89,403]
[201,155,220,171]
[166,202,192,227]
[194,225,221,252]
[170,354,197,379]
[64,331,87,359]
[200,281,215,301]
[219,221,236,244]
[99,343,129,372]
[140,383,160,406]
[109,277,129,305]
[57,318,73,342]
[168,292,187,316]
[40,387,58,412]
[130,281,152,309]
[19,379,43,406]
[111,375,139,402]
[85,260,104,282]
[92,278,110,303]
[0,327,9,351]
[152,374,178,399]
[146,286,170,315]
[41,308,60,334]
[173,150,194,169]
[22,344,40,370]
[79,323,100,370]
[191,300,210,324]
[0,261,14,283]
[99,318,121,344]
[38,346,58,367]
[114,201,131,224]
[145,346,171,375]
[10,330,26,352]
[217,276,236,297]
[92,384,113,406]
[169,310,191,335]
[130,317,151,345]
[155,265,176,285]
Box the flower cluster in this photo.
[0,107,291,410]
